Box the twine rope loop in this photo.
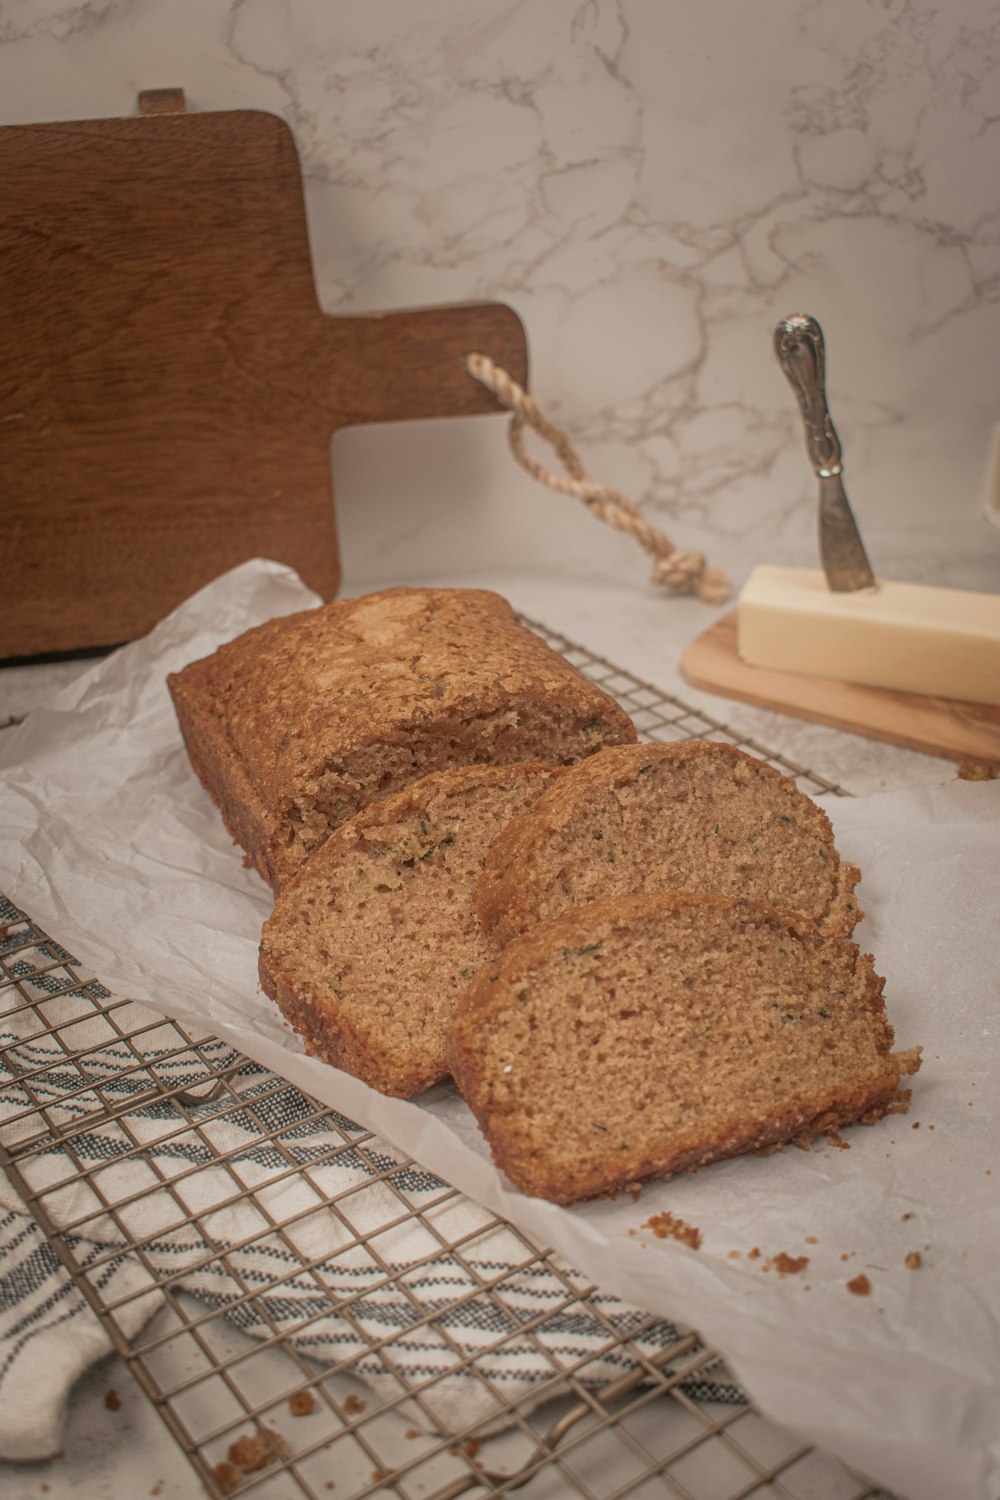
[466,352,730,605]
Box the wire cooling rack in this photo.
[0,619,893,1500]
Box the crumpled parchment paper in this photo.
[2,559,998,1500]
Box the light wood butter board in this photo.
[680,610,1000,766]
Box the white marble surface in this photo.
[1,0,999,594]
[2,1,998,1495]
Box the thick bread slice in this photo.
[169,586,635,891]
[259,763,562,1098]
[448,893,920,1205]
[478,740,860,944]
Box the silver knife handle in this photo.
[773,314,843,478]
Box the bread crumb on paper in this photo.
[289,1390,315,1416]
[639,1211,702,1249]
[227,1434,272,1473]
[905,1251,922,1269]
[768,1253,809,1277]
[847,1274,872,1296]
[225,1427,288,1476]
[104,1390,121,1412]
[211,1462,240,1495]
[957,760,997,781]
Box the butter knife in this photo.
[773,314,876,592]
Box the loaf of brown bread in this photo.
[478,740,860,945]
[448,892,921,1204]
[259,762,562,1097]
[168,587,635,890]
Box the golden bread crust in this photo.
[477,740,860,944]
[168,587,635,889]
[449,892,920,1204]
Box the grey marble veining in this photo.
[1,0,998,593]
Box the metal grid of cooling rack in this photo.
[0,621,890,1500]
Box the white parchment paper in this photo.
[2,559,998,1500]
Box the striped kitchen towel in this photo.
[0,896,743,1461]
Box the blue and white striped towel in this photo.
[0,898,743,1461]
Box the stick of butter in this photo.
[737,566,1000,706]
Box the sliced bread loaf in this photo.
[448,892,920,1204]
[478,740,860,944]
[169,587,635,891]
[259,762,562,1098]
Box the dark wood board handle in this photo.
[321,302,526,428]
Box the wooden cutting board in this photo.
[681,610,1000,767]
[1,92,527,658]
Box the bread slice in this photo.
[169,587,635,891]
[448,892,920,1205]
[478,740,860,945]
[259,762,562,1097]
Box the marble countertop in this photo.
[0,556,979,1500]
[2,0,999,1488]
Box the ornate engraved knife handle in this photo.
[773,314,843,478]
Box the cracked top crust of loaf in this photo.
[448,891,921,1205]
[167,586,636,889]
[478,740,861,944]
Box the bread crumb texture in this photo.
[228,1433,274,1473]
[478,741,861,945]
[214,1426,289,1492]
[957,760,997,781]
[448,892,920,1204]
[847,1274,872,1296]
[168,587,635,889]
[767,1252,809,1276]
[260,763,561,1096]
[211,1461,240,1495]
[639,1211,702,1248]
